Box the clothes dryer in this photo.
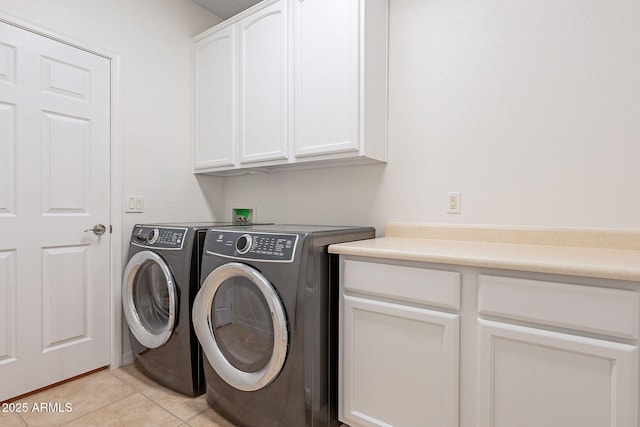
[193,225,375,426]
[123,222,252,396]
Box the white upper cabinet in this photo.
[293,0,359,157]
[194,24,236,170]
[194,0,286,172]
[293,0,387,164]
[193,0,388,175]
[238,0,288,164]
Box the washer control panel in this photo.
[207,230,298,262]
[132,226,187,250]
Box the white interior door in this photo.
[0,21,111,401]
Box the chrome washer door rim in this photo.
[193,262,288,392]
[122,250,176,349]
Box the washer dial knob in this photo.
[236,234,252,254]
[147,228,159,244]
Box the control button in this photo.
[236,234,252,254]
[147,228,159,244]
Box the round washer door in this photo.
[193,262,288,392]
[122,250,177,349]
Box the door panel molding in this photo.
[0,102,16,216]
[0,250,17,365]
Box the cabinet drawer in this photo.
[478,275,640,340]
[343,259,461,310]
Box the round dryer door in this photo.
[122,251,177,349]
[193,262,288,392]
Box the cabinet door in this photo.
[194,25,236,169]
[341,295,459,427]
[293,0,360,157]
[238,0,288,164]
[477,319,638,427]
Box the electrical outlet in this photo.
[447,192,461,214]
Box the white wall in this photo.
[0,0,225,243]
[6,0,636,236]
[225,0,640,234]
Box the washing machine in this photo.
[192,224,375,426]
[122,222,244,396]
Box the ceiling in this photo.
[190,0,262,20]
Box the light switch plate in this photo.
[125,196,144,213]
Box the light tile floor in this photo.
[1,365,237,427]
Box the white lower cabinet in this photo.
[340,259,461,427]
[476,274,639,427]
[342,296,459,427]
[339,258,640,427]
[477,320,638,427]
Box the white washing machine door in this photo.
[193,262,288,392]
[122,250,177,349]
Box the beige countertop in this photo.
[329,223,640,282]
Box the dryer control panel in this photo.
[206,230,298,262]
[132,226,187,250]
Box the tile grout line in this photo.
[119,367,207,423]
[125,366,212,423]
[185,405,211,424]
[136,392,186,426]
[14,367,213,427]
[139,387,212,423]
[17,412,27,427]
[58,391,140,427]
[16,381,137,427]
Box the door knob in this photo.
[84,224,107,236]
